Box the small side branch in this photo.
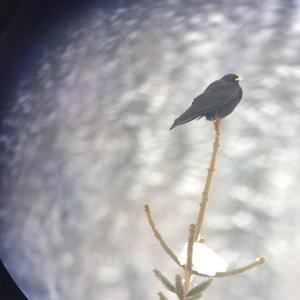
[144,203,183,269]
[194,118,221,241]
[191,256,266,278]
[215,257,266,278]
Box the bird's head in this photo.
[221,74,243,82]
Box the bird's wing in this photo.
[191,84,240,114]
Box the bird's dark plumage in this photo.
[170,74,243,130]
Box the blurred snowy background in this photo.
[0,0,300,299]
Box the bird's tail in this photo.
[169,115,203,130]
[169,121,178,130]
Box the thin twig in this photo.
[190,256,266,278]
[215,257,266,277]
[144,203,183,269]
[183,224,196,293]
[194,118,221,241]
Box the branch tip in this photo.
[256,256,266,264]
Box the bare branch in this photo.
[215,257,266,278]
[144,203,183,269]
[194,118,221,241]
[190,256,266,278]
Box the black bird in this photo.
[170,74,243,130]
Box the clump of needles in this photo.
[144,118,265,300]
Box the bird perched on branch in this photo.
[170,74,243,130]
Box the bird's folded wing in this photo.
[191,87,240,115]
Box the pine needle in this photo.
[187,278,213,297]
[158,291,169,300]
[175,274,185,300]
[187,293,203,300]
[153,269,176,293]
